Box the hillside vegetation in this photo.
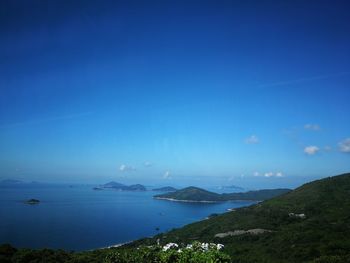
[134,173,350,262]
[154,186,291,202]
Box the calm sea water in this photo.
[0,184,255,251]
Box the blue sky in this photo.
[0,0,350,188]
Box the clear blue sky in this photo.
[1,0,350,188]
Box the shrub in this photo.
[104,242,231,263]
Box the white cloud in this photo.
[304,124,320,131]
[119,164,136,172]
[163,171,171,179]
[245,135,259,144]
[254,171,284,178]
[276,172,283,177]
[264,172,274,178]
[144,161,152,167]
[304,146,319,155]
[338,138,350,153]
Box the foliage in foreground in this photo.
[105,242,230,263]
[0,242,230,263]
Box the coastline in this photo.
[153,197,221,203]
[104,241,132,249]
[154,197,261,203]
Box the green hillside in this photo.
[154,186,291,202]
[133,173,350,262]
[154,186,222,201]
[223,188,291,201]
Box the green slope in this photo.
[154,186,291,202]
[154,186,221,201]
[222,188,292,201]
[134,173,350,263]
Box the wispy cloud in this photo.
[275,172,283,177]
[264,172,274,178]
[264,172,284,178]
[304,146,319,155]
[304,124,321,131]
[119,164,136,172]
[258,71,350,88]
[338,138,350,153]
[163,171,171,179]
[0,112,93,129]
[245,135,259,144]
[253,171,284,178]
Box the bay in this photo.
[0,185,255,251]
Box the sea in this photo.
[0,184,255,251]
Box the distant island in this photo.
[152,186,177,192]
[154,186,291,202]
[101,181,146,191]
[25,199,40,205]
[96,184,178,192]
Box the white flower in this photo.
[201,243,209,251]
[217,244,224,250]
[186,244,193,249]
[209,243,216,249]
[162,243,178,251]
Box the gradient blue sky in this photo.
[1,0,350,188]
